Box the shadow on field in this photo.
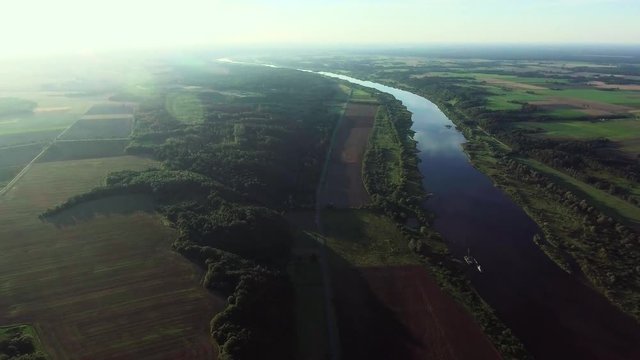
[323,244,423,359]
[44,194,155,227]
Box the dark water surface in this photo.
[316,72,640,360]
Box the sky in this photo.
[1,0,639,57]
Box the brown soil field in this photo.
[483,78,547,91]
[331,264,501,360]
[0,157,222,359]
[320,103,377,208]
[531,97,632,116]
[588,81,640,91]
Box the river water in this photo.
[314,72,640,360]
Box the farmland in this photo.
[37,139,130,162]
[0,143,44,187]
[0,156,221,359]
[320,101,378,208]
[516,118,640,141]
[59,117,133,140]
[0,95,108,145]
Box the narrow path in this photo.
[312,93,352,360]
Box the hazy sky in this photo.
[1,0,639,57]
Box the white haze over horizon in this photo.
[1,0,639,58]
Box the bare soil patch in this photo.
[589,81,640,91]
[332,265,501,360]
[321,103,377,208]
[531,97,632,116]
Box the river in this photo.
[312,72,640,360]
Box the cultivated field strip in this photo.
[320,102,378,208]
[0,157,222,359]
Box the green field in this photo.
[0,144,44,168]
[485,87,640,112]
[551,89,640,106]
[0,92,109,152]
[0,113,74,137]
[484,88,544,110]
[321,209,418,266]
[0,129,63,147]
[0,144,44,186]
[473,73,569,86]
[85,103,134,116]
[516,119,640,140]
[349,88,378,103]
[545,108,589,119]
[0,156,219,359]
[449,72,640,113]
[0,144,44,187]
[59,118,133,140]
[38,139,129,162]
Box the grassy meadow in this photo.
[516,118,640,140]
[321,209,418,266]
[37,140,130,163]
[59,117,133,140]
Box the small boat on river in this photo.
[464,249,483,273]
